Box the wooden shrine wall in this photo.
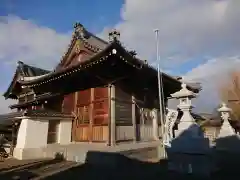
[114,85,161,142]
[114,87,132,125]
[114,86,134,142]
[62,87,109,142]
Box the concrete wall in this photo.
[13,118,72,160]
[14,118,49,159]
[58,120,72,144]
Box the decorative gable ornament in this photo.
[108,29,120,42]
[74,22,90,39]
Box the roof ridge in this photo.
[56,22,108,69]
[17,61,50,74]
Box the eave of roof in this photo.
[9,92,61,109]
[0,109,73,126]
[3,61,50,99]
[19,41,201,93]
[19,41,116,85]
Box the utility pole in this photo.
[154,29,166,158]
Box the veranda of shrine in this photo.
[0,23,200,160]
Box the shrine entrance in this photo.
[69,88,109,143]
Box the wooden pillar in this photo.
[72,92,78,142]
[89,88,94,142]
[108,84,116,146]
[132,96,137,142]
[10,121,15,156]
[153,109,159,140]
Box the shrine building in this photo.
[0,23,201,160]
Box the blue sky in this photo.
[0,0,123,92]
[0,0,239,113]
[0,0,123,33]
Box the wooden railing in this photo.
[138,125,153,141]
[92,125,108,142]
[116,126,134,142]
[73,125,108,142]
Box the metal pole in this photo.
[155,29,166,158]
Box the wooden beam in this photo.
[72,92,78,142]
[108,84,116,146]
[89,88,94,142]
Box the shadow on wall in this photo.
[166,124,212,176]
[1,127,240,179]
[46,126,240,180]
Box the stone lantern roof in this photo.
[171,83,196,99]
[218,103,232,113]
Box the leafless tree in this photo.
[220,71,240,120]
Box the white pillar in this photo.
[14,118,49,160]
[58,120,72,144]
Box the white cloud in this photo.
[99,0,240,113]
[117,0,240,63]
[0,15,70,70]
[0,15,70,113]
[0,96,16,114]
[184,56,240,112]
[0,1,239,114]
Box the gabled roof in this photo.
[3,61,50,99]
[19,40,201,93]
[55,22,108,70]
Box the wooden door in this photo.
[72,106,90,141]
[71,87,110,142]
[92,87,109,142]
[72,89,91,142]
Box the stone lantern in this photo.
[167,83,212,176]
[215,103,240,165]
[217,103,235,138]
[170,83,198,137]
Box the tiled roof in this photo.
[19,41,201,93]
[55,22,108,69]
[26,109,73,118]
[0,109,73,126]
[3,61,50,99]
[17,61,50,77]
[0,111,23,124]
[9,92,61,109]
